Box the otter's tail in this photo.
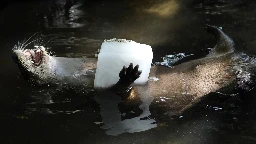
[204,25,234,56]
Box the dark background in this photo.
[1,0,256,143]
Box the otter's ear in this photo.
[205,25,234,56]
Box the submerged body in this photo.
[12,25,256,117]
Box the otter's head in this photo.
[12,45,54,84]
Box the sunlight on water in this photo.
[144,0,179,17]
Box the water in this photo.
[1,0,256,143]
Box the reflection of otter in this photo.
[12,25,256,134]
[94,90,157,136]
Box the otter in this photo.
[12,25,256,117]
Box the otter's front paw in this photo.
[119,63,142,84]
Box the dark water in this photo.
[1,0,256,143]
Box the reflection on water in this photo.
[144,0,179,17]
[95,90,156,136]
[22,86,157,136]
[37,0,85,28]
[1,0,256,144]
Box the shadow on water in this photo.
[1,0,256,144]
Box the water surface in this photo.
[1,0,256,143]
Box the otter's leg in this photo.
[115,64,155,121]
[110,63,142,94]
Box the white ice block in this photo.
[94,38,153,88]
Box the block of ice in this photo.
[94,38,153,88]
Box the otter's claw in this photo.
[119,63,142,84]
[111,63,142,94]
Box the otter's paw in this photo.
[119,63,142,84]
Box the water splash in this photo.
[155,53,194,67]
